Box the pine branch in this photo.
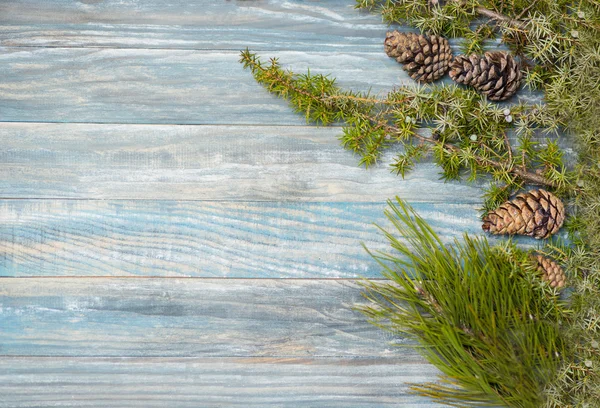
[241,2,600,405]
[357,198,567,407]
[351,2,600,405]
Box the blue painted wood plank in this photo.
[0,48,541,125]
[0,122,487,201]
[0,48,403,125]
[0,0,390,52]
[0,278,417,357]
[0,200,537,278]
[0,357,444,407]
[0,2,520,406]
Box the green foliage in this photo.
[355,0,600,136]
[540,239,600,407]
[357,198,567,407]
[239,50,574,212]
[481,182,519,215]
[356,0,599,403]
[355,1,600,404]
[356,0,478,38]
[543,133,600,406]
[241,1,600,405]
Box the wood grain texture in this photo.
[0,47,403,124]
[0,1,538,405]
[0,278,416,357]
[0,47,539,125]
[0,122,486,201]
[0,200,516,278]
[0,357,443,407]
[0,0,392,51]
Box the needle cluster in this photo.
[354,1,600,406]
[357,198,566,407]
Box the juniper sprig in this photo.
[240,49,574,213]
[355,1,600,405]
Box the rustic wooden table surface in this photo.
[0,1,497,406]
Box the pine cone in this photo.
[384,31,452,83]
[482,189,565,239]
[449,52,522,101]
[533,254,566,288]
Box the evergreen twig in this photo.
[475,5,528,30]
[356,198,567,407]
[240,49,573,211]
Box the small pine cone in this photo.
[533,254,566,288]
[449,51,522,101]
[482,189,565,239]
[384,31,453,83]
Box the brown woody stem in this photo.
[451,0,528,30]
[512,167,556,187]
[475,6,528,30]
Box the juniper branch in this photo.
[241,50,567,194]
[354,110,557,187]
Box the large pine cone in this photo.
[482,189,565,239]
[384,31,452,83]
[533,254,566,289]
[449,52,522,101]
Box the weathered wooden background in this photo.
[0,1,516,406]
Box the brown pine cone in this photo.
[482,189,565,239]
[449,52,522,101]
[533,254,566,289]
[384,31,453,83]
